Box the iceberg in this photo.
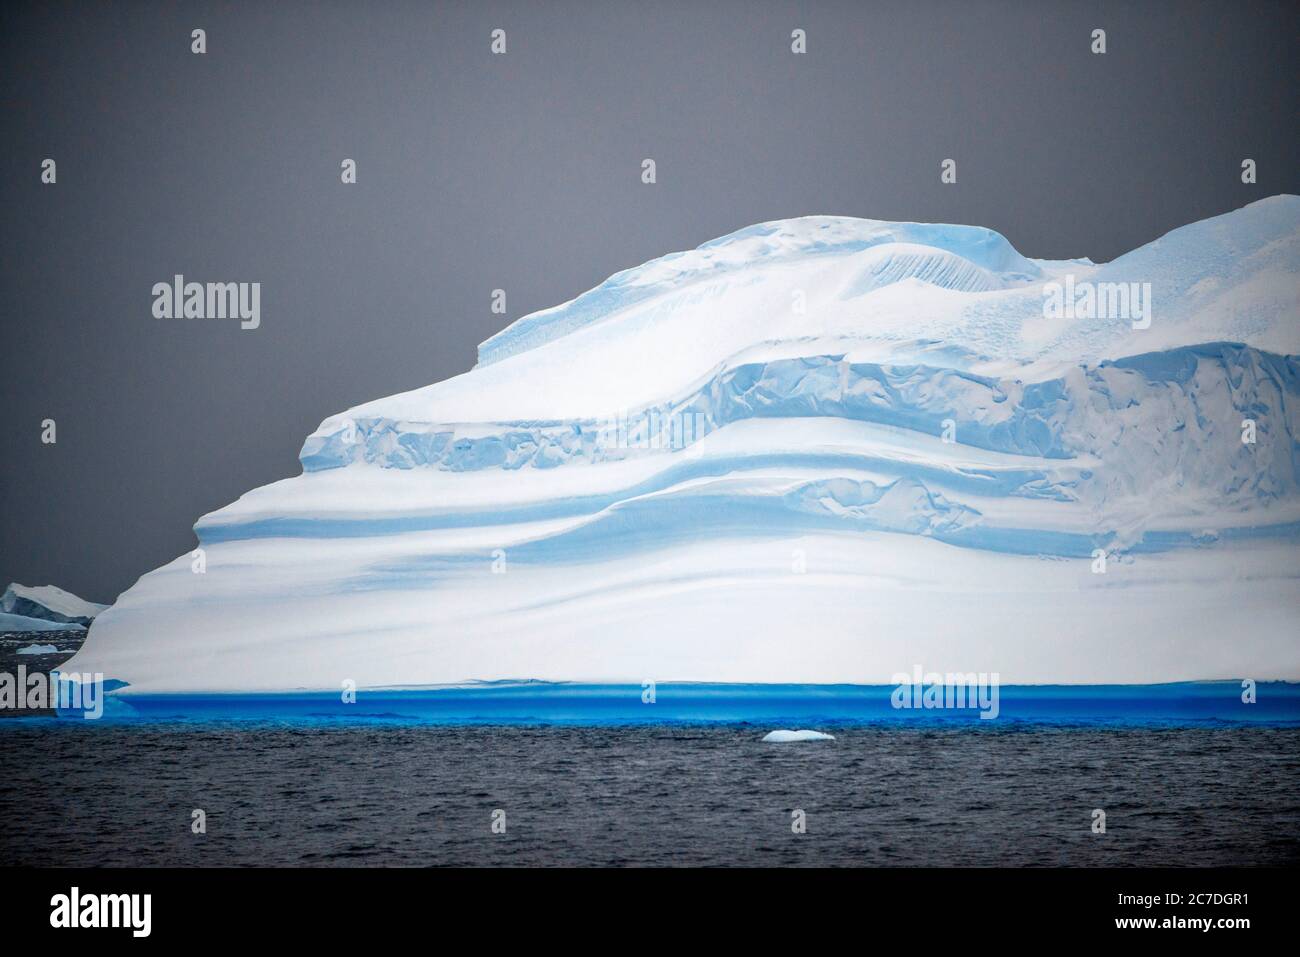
[762,730,836,742]
[0,612,84,634]
[16,643,59,655]
[65,198,1300,692]
[2,583,105,628]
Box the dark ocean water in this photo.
[4,635,1297,866]
[2,721,1297,866]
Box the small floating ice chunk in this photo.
[762,729,835,742]
[16,643,58,655]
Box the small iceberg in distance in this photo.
[2,582,106,628]
[762,729,836,742]
[16,643,59,655]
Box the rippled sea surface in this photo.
[2,722,1297,866]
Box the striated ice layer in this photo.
[67,198,1300,692]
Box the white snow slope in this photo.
[67,197,1300,691]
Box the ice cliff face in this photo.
[69,198,1300,691]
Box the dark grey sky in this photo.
[2,0,1297,603]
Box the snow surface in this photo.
[66,198,1300,692]
[762,730,836,742]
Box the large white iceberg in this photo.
[66,198,1300,692]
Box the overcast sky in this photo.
[2,0,1297,602]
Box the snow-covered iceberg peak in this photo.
[476,216,1043,367]
[66,199,1300,693]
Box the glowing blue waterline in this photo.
[29,681,1300,727]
